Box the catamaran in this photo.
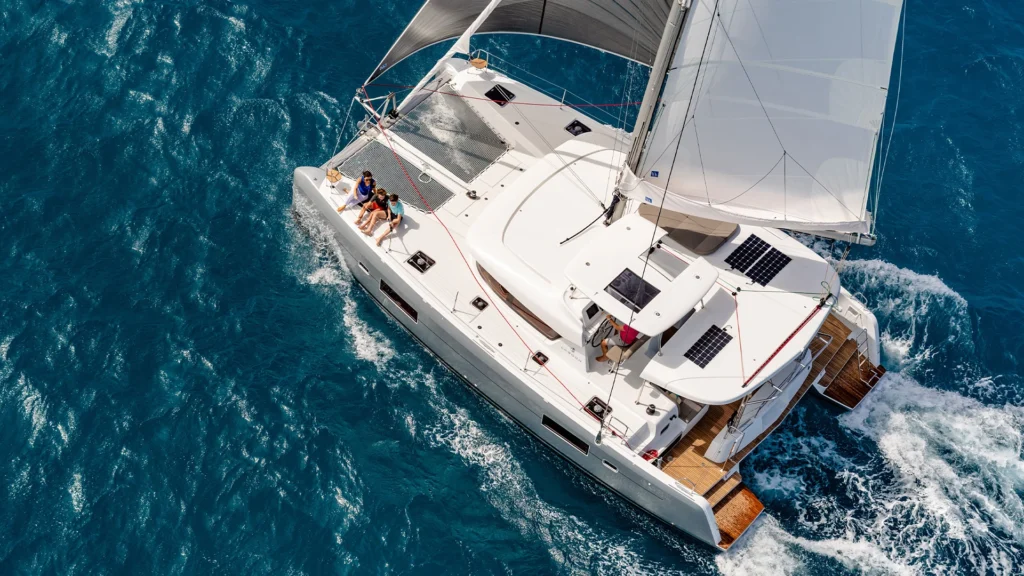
[293,0,903,549]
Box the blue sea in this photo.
[2,1,1023,574]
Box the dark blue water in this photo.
[2,1,1022,574]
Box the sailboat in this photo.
[293,0,904,550]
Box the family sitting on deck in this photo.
[336,171,405,246]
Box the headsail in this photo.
[367,0,673,83]
[624,0,904,234]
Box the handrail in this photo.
[471,48,626,126]
[729,345,817,434]
[725,431,745,467]
[855,329,870,368]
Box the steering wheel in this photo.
[589,318,613,348]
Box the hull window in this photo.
[542,415,589,455]
[380,280,418,322]
[477,265,560,340]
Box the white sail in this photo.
[624,0,904,234]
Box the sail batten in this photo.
[628,0,904,234]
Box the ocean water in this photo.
[1,0,1022,574]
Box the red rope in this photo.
[741,303,824,388]
[365,83,642,108]
[358,88,627,440]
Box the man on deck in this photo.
[595,314,639,363]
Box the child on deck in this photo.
[354,188,388,227]
[363,194,405,246]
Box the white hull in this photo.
[293,168,724,547]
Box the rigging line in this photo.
[713,6,866,222]
[711,9,783,148]
[692,115,712,205]
[510,102,605,208]
[466,56,624,125]
[329,94,359,164]
[876,0,907,233]
[734,294,745,383]
[607,20,643,204]
[361,87,630,443]
[713,152,784,205]
[599,0,724,439]
[785,153,862,219]
[634,0,722,180]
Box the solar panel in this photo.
[724,235,770,272]
[745,248,792,286]
[684,325,733,369]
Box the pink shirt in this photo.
[620,324,638,346]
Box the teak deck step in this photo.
[714,483,764,550]
[823,355,886,409]
[822,339,858,384]
[705,473,743,508]
[818,311,888,410]
[659,403,737,495]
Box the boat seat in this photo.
[606,335,650,364]
[638,204,738,256]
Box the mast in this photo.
[625,0,688,173]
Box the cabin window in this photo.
[379,279,418,322]
[477,265,560,340]
[542,415,589,455]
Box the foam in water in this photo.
[291,197,397,366]
[69,472,84,515]
[839,373,1024,572]
[416,369,687,575]
[723,256,1023,574]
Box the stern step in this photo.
[816,311,887,410]
[713,483,764,550]
[705,473,743,508]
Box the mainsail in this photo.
[367,0,673,82]
[624,0,905,234]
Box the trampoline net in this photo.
[338,140,455,213]
[389,91,508,183]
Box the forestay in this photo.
[624,0,904,234]
[367,0,672,82]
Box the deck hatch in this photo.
[406,250,435,274]
[565,119,591,136]
[744,248,791,286]
[584,396,612,421]
[724,234,770,272]
[684,325,733,369]
[484,85,516,107]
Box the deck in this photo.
[816,314,887,410]
[713,484,765,550]
[659,320,836,495]
[657,310,887,548]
